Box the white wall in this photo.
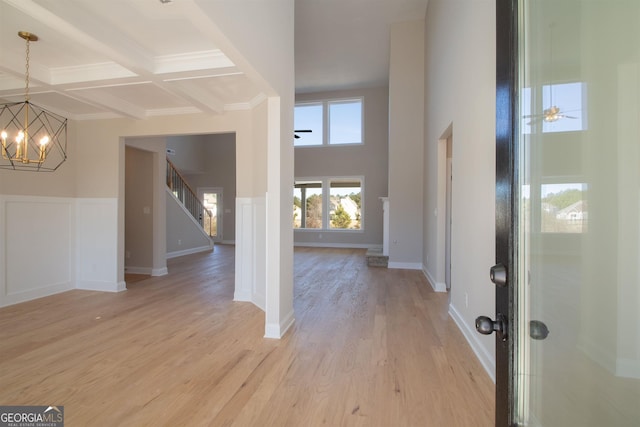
[165,190,213,259]
[423,0,497,378]
[389,20,425,269]
[125,146,154,272]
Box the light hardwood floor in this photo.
[0,246,494,426]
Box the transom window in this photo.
[294,98,363,146]
[294,178,362,230]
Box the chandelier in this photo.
[0,31,67,172]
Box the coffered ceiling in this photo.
[0,0,429,121]
[0,0,264,120]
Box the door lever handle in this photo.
[475,313,508,341]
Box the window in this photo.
[540,182,587,233]
[293,103,323,146]
[294,98,363,146]
[329,100,362,145]
[293,181,322,229]
[294,178,362,230]
[329,180,361,229]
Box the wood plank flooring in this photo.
[0,246,494,426]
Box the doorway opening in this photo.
[445,135,453,291]
[435,123,453,293]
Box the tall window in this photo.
[294,178,362,230]
[293,181,322,229]
[329,180,361,229]
[294,98,363,146]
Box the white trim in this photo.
[125,266,152,275]
[151,267,168,276]
[77,280,126,293]
[422,267,447,292]
[293,242,375,249]
[388,261,423,270]
[166,245,213,260]
[616,358,640,380]
[449,303,496,383]
[577,337,640,379]
[265,309,295,339]
[0,195,76,307]
[0,283,74,308]
[294,97,364,147]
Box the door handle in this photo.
[475,313,508,341]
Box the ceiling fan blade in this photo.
[294,129,312,133]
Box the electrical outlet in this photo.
[178,239,182,245]
[465,292,469,308]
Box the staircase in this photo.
[366,247,388,268]
[166,158,212,236]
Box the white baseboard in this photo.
[234,289,252,302]
[166,245,213,260]
[1,282,74,308]
[77,280,127,293]
[422,268,447,292]
[449,303,496,383]
[388,261,423,270]
[152,267,168,276]
[616,358,640,379]
[125,266,152,275]
[126,266,168,276]
[293,242,376,249]
[264,309,295,339]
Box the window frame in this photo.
[294,97,364,147]
[294,176,364,231]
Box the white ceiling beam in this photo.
[4,0,154,75]
[64,89,147,120]
[160,81,224,114]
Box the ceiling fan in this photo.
[525,105,578,124]
[523,22,580,126]
[294,129,312,139]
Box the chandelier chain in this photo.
[25,37,30,102]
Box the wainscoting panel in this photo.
[234,197,266,311]
[0,196,75,307]
[76,198,124,292]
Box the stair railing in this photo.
[166,157,212,236]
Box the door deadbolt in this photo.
[490,263,507,287]
[475,313,508,341]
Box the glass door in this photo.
[200,188,222,242]
[514,1,640,425]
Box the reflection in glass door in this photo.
[515,1,640,425]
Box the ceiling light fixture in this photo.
[0,31,67,172]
